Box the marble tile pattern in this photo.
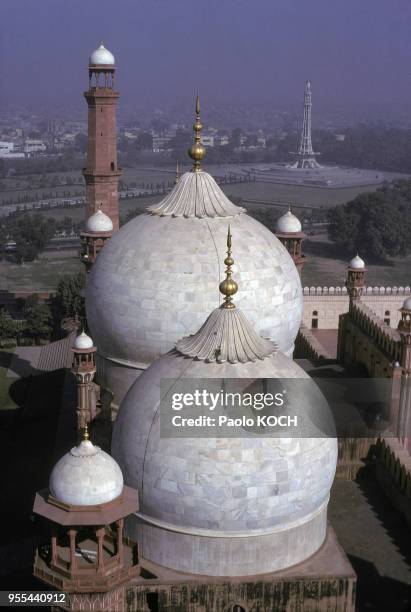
[50,440,124,506]
[86,171,303,406]
[112,348,338,575]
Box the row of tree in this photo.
[328,180,411,261]
[0,272,85,346]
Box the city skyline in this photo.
[1,0,411,122]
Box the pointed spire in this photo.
[175,161,180,184]
[219,226,238,309]
[188,94,206,172]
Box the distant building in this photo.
[152,134,171,152]
[0,141,24,159]
[23,139,47,156]
[201,134,214,147]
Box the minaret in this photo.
[290,80,322,169]
[275,206,307,276]
[82,43,122,230]
[346,254,366,305]
[32,427,139,611]
[71,330,97,432]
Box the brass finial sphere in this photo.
[189,143,206,162]
[220,226,238,309]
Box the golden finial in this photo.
[175,161,180,184]
[188,94,206,172]
[83,423,90,441]
[219,225,238,309]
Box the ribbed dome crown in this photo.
[148,170,245,218]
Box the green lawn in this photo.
[0,254,83,291]
[0,348,18,410]
[302,233,411,287]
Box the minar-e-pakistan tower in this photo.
[290,80,322,169]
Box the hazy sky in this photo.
[1,0,411,119]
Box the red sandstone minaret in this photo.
[275,207,306,276]
[83,44,122,230]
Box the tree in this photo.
[8,213,56,263]
[135,132,154,151]
[24,303,53,342]
[0,309,18,342]
[55,273,85,322]
[74,132,88,154]
[328,181,411,261]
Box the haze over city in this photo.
[1,0,411,123]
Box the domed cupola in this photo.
[73,330,94,350]
[85,208,114,233]
[89,43,115,66]
[276,209,302,234]
[112,230,337,577]
[50,427,123,506]
[86,97,303,409]
[349,254,365,269]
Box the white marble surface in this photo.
[112,346,337,575]
[86,173,303,406]
[50,440,123,506]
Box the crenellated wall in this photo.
[303,286,411,330]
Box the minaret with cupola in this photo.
[71,330,97,432]
[275,206,306,276]
[80,206,113,272]
[346,254,366,305]
[32,426,139,611]
[82,44,122,231]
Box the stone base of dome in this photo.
[124,526,356,611]
[127,503,329,577]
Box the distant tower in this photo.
[71,331,97,432]
[83,44,122,231]
[346,254,366,304]
[290,80,322,169]
[275,207,307,276]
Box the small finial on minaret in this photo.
[188,94,206,172]
[175,161,180,184]
[219,226,238,309]
[83,423,90,441]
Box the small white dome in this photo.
[276,210,302,234]
[74,331,94,350]
[50,439,123,506]
[89,44,115,66]
[402,296,411,310]
[85,209,113,233]
[349,254,365,269]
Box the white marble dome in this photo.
[89,44,115,66]
[402,296,411,310]
[85,208,113,233]
[112,304,337,576]
[50,439,123,506]
[349,254,365,269]
[276,209,302,233]
[86,170,303,407]
[73,330,94,350]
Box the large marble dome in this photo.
[86,168,303,408]
[112,269,337,576]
